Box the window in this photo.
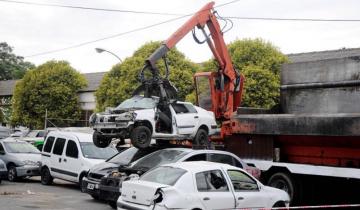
[52,138,66,155]
[66,140,78,158]
[196,170,229,192]
[3,142,39,154]
[185,154,206,161]
[227,170,258,191]
[0,143,5,154]
[233,158,244,168]
[171,104,189,114]
[80,142,117,159]
[208,153,234,166]
[43,136,55,153]
[141,166,186,186]
[183,104,197,113]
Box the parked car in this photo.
[99,148,260,208]
[82,145,170,200]
[21,130,46,151]
[90,95,218,149]
[118,161,290,210]
[0,138,41,181]
[0,159,7,183]
[40,131,117,186]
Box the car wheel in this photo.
[93,131,111,148]
[193,128,208,147]
[272,201,286,207]
[108,201,117,209]
[41,167,53,185]
[267,172,302,205]
[130,126,151,149]
[7,165,18,182]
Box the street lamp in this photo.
[95,48,122,63]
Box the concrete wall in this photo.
[78,92,96,111]
[281,56,360,114]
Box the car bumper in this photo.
[0,170,7,179]
[82,177,102,198]
[16,165,40,177]
[117,198,168,210]
[99,184,121,202]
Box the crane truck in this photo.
[91,1,360,206]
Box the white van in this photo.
[40,131,117,185]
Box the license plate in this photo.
[87,183,95,190]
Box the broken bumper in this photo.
[16,165,40,177]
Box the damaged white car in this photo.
[90,95,217,149]
[118,161,290,210]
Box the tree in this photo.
[11,61,87,129]
[197,38,288,108]
[96,41,198,111]
[0,42,35,80]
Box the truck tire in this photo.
[193,128,208,147]
[41,167,53,185]
[267,172,302,205]
[131,126,151,149]
[93,131,111,148]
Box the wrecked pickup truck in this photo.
[90,95,217,149]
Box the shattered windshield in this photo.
[131,149,189,171]
[115,96,157,110]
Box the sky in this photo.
[1,0,360,73]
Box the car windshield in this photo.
[80,142,117,159]
[115,96,157,110]
[4,142,40,154]
[131,149,189,171]
[107,147,139,165]
[141,166,187,186]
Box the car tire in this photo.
[272,201,286,207]
[267,172,302,205]
[193,128,208,147]
[93,131,111,148]
[130,126,151,149]
[7,165,17,182]
[41,167,53,185]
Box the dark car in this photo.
[81,145,167,201]
[99,148,261,209]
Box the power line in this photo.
[24,0,243,58]
[2,0,359,22]
[227,16,360,22]
[0,0,182,16]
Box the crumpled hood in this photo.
[89,162,119,175]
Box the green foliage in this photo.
[96,41,198,111]
[0,42,35,80]
[228,39,288,108]
[197,38,288,108]
[11,61,87,129]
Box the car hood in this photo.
[121,180,168,206]
[9,153,41,162]
[89,162,119,175]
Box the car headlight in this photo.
[89,113,97,126]
[0,163,5,169]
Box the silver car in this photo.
[0,159,7,183]
[0,138,41,181]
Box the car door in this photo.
[61,139,81,182]
[195,170,235,210]
[172,103,199,135]
[50,137,67,180]
[226,169,268,208]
